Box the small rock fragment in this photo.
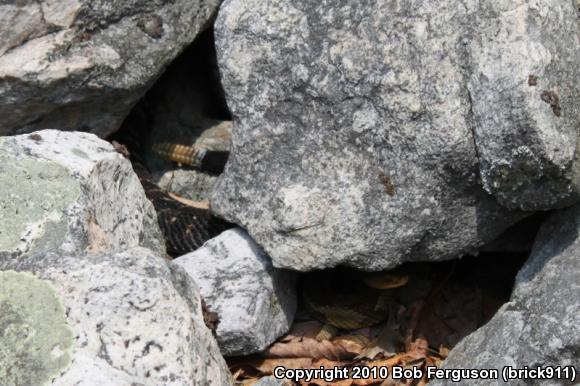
[173,228,297,356]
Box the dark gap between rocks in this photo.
[105,18,550,386]
[108,25,231,176]
[229,215,546,384]
[107,24,235,259]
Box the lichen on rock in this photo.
[0,130,165,260]
[0,270,73,386]
[0,153,80,255]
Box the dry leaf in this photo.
[285,321,326,340]
[358,316,403,360]
[240,378,259,386]
[235,258,516,386]
[334,334,370,353]
[416,377,429,386]
[264,334,366,361]
[406,337,429,358]
[254,358,314,374]
[379,379,402,386]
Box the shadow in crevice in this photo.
[107,25,236,258]
[108,25,231,171]
[295,247,531,352]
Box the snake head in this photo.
[362,271,409,290]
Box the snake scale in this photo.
[110,112,233,257]
[301,268,409,330]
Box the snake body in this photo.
[136,168,232,256]
[110,113,232,257]
[301,269,397,330]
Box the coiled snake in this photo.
[302,268,409,330]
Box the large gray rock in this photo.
[468,1,580,210]
[0,0,220,137]
[173,228,297,356]
[432,205,580,386]
[0,248,233,385]
[0,130,164,259]
[212,0,580,270]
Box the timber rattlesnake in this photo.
[301,268,409,330]
[110,112,232,257]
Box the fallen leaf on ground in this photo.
[357,313,404,360]
[264,333,368,361]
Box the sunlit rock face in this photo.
[0,0,221,138]
[0,130,164,260]
[0,248,233,385]
[173,228,297,356]
[212,0,579,270]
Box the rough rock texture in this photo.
[255,376,294,386]
[0,248,233,385]
[432,205,580,386]
[212,0,580,270]
[153,167,220,201]
[0,0,220,137]
[0,130,164,259]
[173,228,297,356]
[468,1,580,210]
[0,271,74,386]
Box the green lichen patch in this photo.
[0,271,74,386]
[71,148,89,159]
[0,154,81,253]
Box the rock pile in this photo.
[0,0,578,384]
[432,205,580,385]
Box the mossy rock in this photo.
[0,271,74,386]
